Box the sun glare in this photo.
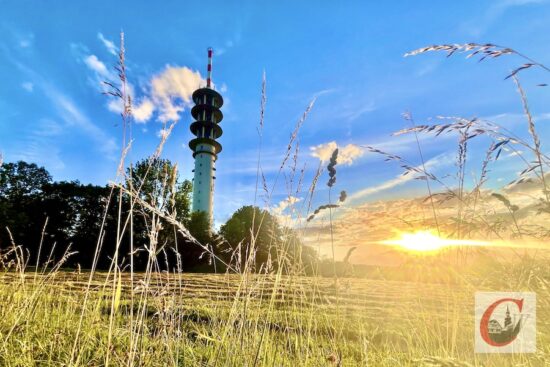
[380,230,491,253]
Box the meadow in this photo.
[0,256,548,366]
[2,39,550,366]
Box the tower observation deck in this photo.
[189,48,223,225]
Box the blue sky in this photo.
[1,0,550,230]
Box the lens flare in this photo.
[380,230,490,253]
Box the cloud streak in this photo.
[347,152,453,204]
[7,54,118,160]
[97,32,117,55]
[11,119,65,171]
[45,85,118,158]
[461,0,548,36]
[21,82,34,92]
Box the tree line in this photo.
[0,159,318,273]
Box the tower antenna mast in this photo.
[207,47,213,88]
[188,48,224,227]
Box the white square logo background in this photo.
[475,292,536,353]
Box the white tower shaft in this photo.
[188,48,223,227]
[192,143,216,222]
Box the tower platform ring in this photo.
[190,121,223,139]
[191,104,223,122]
[189,137,222,155]
[192,88,224,107]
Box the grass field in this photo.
[1,257,548,366]
[2,36,550,366]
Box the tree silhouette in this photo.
[219,206,317,273]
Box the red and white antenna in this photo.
[207,47,213,88]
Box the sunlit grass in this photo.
[0,262,548,366]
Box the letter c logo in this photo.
[480,298,523,347]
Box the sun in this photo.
[380,230,490,253]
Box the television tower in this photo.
[189,48,224,225]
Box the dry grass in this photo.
[1,38,550,366]
[0,258,548,366]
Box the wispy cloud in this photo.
[6,52,118,160]
[215,35,242,56]
[97,32,117,55]
[44,85,118,158]
[346,152,454,204]
[11,119,65,171]
[313,88,337,98]
[221,148,283,174]
[272,195,302,224]
[343,101,376,121]
[83,54,113,80]
[481,112,550,128]
[18,33,34,48]
[460,0,548,36]
[273,196,301,214]
[21,82,34,92]
[414,60,440,77]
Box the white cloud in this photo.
[133,98,155,123]
[150,65,205,122]
[347,152,453,204]
[78,43,205,124]
[84,54,113,80]
[21,82,34,92]
[272,196,302,225]
[97,32,117,56]
[19,33,34,48]
[310,141,364,165]
[273,196,302,214]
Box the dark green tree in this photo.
[0,161,52,252]
[127,158,192,224]
[184,210,221,271]
[219,205,318,273]
[39,181,115,268]
[0,161,116,269]
[0,161,52,198]
[188,211,212,245]
[125,157,209,271]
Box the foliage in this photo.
[125,157,214,271]
[187,211,212,245]
[127,158,192,225]
[0,161,52,197]
[219,205,317,273]
[0,159,209,271]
